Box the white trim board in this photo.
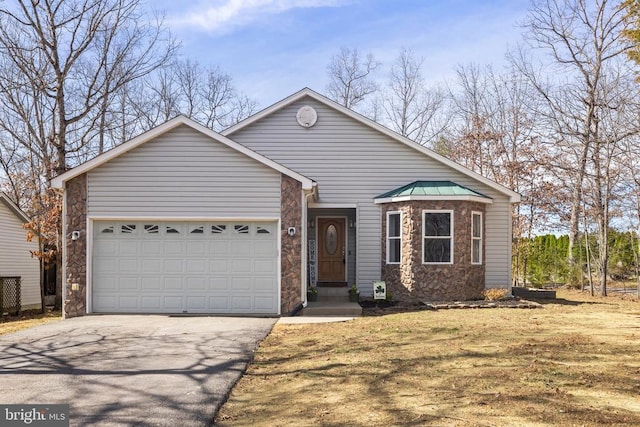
[87,215,282,222]
[374,195,493,204]
[308,203,358,209]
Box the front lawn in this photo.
[216,290,640,426]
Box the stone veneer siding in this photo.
[280,174,303,314]
[64,173,88,318]
[381,201,486,301]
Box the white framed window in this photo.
[472,211,482,265]
[423,210,453,264]
[165,225,180,234]
[121,224,136,234]
[143,224,159,234]
[386,211,402,264]
[211,225,227,234]
[234,224,249,234]
[100,225,114,234]
[189,225,205,234]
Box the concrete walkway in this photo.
[0,315,275,426]
[277,316,356,324]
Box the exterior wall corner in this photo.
[280,174,303,314]
[64,174,87,318]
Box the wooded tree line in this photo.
[1,0,639,305]
[324,0,640,295]
[516,231,639,291]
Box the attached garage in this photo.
[91,220,279,314]
[52,116,314,318]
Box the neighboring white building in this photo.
[0,193,41,311]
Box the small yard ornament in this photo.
[348,284,360,302]
[373,281,386,300]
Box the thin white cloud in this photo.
[172,0,349,33]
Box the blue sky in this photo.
[152,0,531,107]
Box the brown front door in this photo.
[317,217,346,282]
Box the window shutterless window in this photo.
[472,212,482,264]
[386,211,402,264]
[423,211,453,264]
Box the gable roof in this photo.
[374,181,492,204]
[222,88,521,203]
[0,192,30,223]
[50,116,316,191]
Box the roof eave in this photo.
[374,195,493,205]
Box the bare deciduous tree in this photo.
[325,46,379,110]
[512,0,635,295]
[122,59,258,133]
[446,63,552,286]
[0,0,176,176]
[381,48,448,145]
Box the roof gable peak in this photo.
[222,88,520,203]
[51,115,314,190]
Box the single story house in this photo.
[51,88,520,318]
[0,192,41,312]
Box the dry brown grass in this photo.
[216,289,640,426]
[0,310,61,335]
[482,288,510,301]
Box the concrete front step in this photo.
[317,287,350,298]
[302,301,362,317]
[315,296,350,303]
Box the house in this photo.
[0,192,41,312]
[51,88,520,318]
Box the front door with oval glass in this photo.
[317,217,346,283]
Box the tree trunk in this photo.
[584,213,594,296]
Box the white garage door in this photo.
[92,221,279,314]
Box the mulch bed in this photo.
[359,298,541,316]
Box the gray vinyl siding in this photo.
[87,125,282,218]
[0,201,41,309]
[229,97,513,293]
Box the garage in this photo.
[91,220,279,314]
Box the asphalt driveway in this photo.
[0,315,276,426]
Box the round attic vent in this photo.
[296,105,317,128]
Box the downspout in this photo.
[301,183,318,308]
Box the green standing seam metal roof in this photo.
[375,181,492,200]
